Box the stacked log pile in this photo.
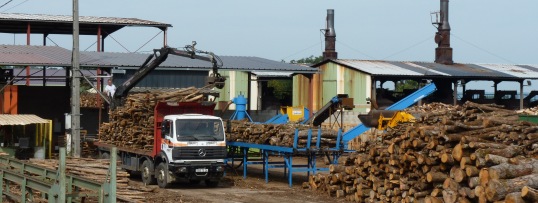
[517,106,538,115]
[304,101,538,203]
[226,120,339,148]
[98,87,208,150]
[27,158,154,202]
[80,92,103,108]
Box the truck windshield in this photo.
[175,119,225,141]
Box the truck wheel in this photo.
[141,160,156,185]
[156,163,170,188]
[205,180,219,187]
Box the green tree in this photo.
[79,77,93,93]
[268,80,292,100]
[395,80,419,92]
[286,55,324,65]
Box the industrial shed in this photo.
[294,59,538,113]
[0,45,316,119]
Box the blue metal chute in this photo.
[342,83,437,148]
[264,114,288,124]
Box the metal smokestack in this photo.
[323,9,337,60]
[434,0,453,65]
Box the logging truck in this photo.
[95,101,226,188]
[96,43,227,188]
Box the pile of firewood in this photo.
[99,87,208,150]
[226,120,339,148]
[517,106,538,115]
[29,158,130,187]
[80,92,103,108]
[28,158,155,202]
[304,101,538,203]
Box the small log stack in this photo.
[304,101,538,203]
[80,92,103,108]
[517,106,538,115]
[98,87,208,150]
[226,120,339,148]
[27,158,154,202]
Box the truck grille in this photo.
[172,146,226,160]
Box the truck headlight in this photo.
[216,166,224,172]
[179,167,187,173]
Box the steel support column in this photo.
[163,28,168,47]
[97,25,103,127]
[453,80,458,105]
[308,74,313,118]
[519,80,523,110]
[26,23,31,86]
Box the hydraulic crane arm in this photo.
[112,42,226,109]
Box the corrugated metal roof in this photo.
[79,51,152,67]
[329,59,538,79]
[0,114,48,125]
[252,71,294,77]
[0,45,315,73]
[80,51,316,72]
[219,56,315,72]
[477,64,538,78]
[0,13,171,27]
[0,45,71,66]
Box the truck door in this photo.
[161,119,174,159]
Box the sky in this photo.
[1,0,537,91]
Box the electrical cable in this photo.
[2,0,26,12]
[335,40,376,60]
[0,0,14,9]
[451,33,517,64]
[319,29,324,53]
[381,36,434,60]
[280,42,321,62]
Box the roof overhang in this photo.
[0,114,49,125]
[0,13,171,36]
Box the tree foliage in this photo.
[79,78,93,93]
[286,55,324,65]
[395,80,419,92]
[268,80,292,100]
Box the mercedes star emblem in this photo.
[198,148,207,157]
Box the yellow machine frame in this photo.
[376,111,415,130]
[280,106,306,122]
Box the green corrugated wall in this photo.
[322,63,338,106]
[215,71,249,110]
[233,71,249,97]
[292,62,371,113]
[343,67,370,112]
[293,74,309,107]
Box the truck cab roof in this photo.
[164,114,222,120]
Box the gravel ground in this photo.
[131,156,344,203]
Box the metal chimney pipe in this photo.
[326,9,336,37]
[440,0,451,30]
[323,9,337,60]
[435,0,453,65]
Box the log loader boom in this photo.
[112,41,226,109]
